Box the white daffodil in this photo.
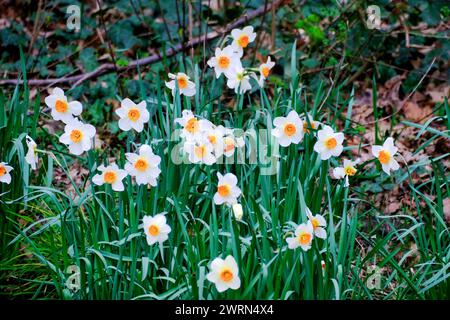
[213,172,241,206]
[333,158,360,187]
[313,125,344,160]
[59,118,96,155]
[205,125,226,157]
[306,207,327,239]
[272,110,304,147]
[174,110,212,140]
[258,56,275,86]
[165,72,196,97]
[0,162,13,184]
[92,163,128,192]
[25,135,38,170]
[206,255,241,293]
[232,203,243,220]
[183,136,217,165]
[301,113,320,134]
[142,213,171,245]
[115,98,149,133]
[226,66,252,94]
[44,87,82,123]
[207,45,242,78]
[230,26,257,57]
[125,144,161,186]
[286,221,314,251]
[372,137,400,175]
[222,134,245,158]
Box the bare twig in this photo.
[0,0,284,87]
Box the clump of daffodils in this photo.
[174,109,244,166]
[166,26,273,96]
[0,23,409,298]
[207,25,273,94]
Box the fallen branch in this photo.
[0,0,285,87]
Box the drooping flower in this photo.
[226,66,252,94]
[286,221,314,251]
[142,214,171,245]
[183,135,217,165]
[0,162,13,184]
[115,98,149,133]
[333,158,359,187]
[230,26,257,57]
[44,87,82,123]
[125,144,161,186]
[213,172,241,206]
[206,255,241,293]
[25,135,38,170]
[232,203,243,220]
[371,137,400,175]
[272,110,304,147]
[92,163,128,192]
[207,45,242,79]
[306,207,327,239]
[59,118,96,155]
[174,110,212,140]
[165,72,196,97]
[258,56,275,86]
[301,113,320,134]
[313,125,344,160]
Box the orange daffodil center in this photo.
[262,66,270,78]
[134,158,148,172]
[378,150,391,164]
[217,184,231,197]
[195,145,208,158]
[185,118,199,134]
[177,76,188,89]
[148,225,159,236]
[103,171,117,184]
[311,218,320,230]
[55,99,68,113]
[237,35,249,48]
[325,137,337,149]
[298,232,312,245]
[70,129,83,143]
[344,165,357,176]
[127,108,140,121]
[208,135,218,145]
[218,56,231,69]
[0,165,6,177]
[220,268,234,282]
[283,123,297,137]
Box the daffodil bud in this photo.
[232,203,243,220]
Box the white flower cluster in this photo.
[174,110,244,166]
